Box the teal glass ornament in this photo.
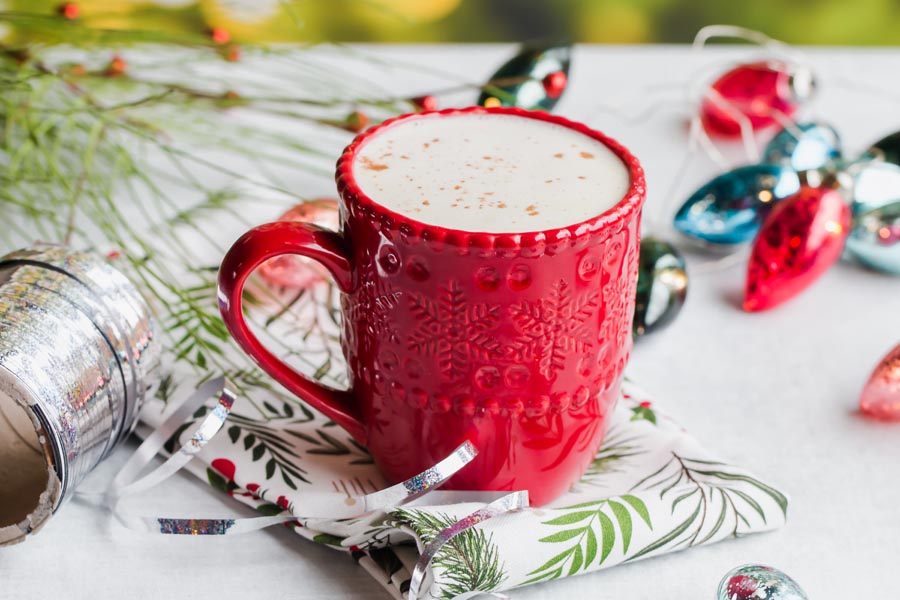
[762,121,841,171]
[477,44,571,111]
[674,164,800,246]
[867,130,900,166]
[633,237,687,337]
[846,201,900,275]
[717,565,808,600]
[851,161,900,216]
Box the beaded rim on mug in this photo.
[0,246,158,546]
[335,106,646,256]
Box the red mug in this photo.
[218,106,645,505]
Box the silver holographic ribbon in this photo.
[0,246,158,546]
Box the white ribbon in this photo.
[101,375,479,534]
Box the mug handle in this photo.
[217,221,367,445]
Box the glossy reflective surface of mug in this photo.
[218,107,645,505]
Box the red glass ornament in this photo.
[411,95,438,112]
[57,2,79,19]
[542,70,567,99]
[859,343,900,421]
[210,27,231,44]
[701,60,806,137]
[744,185,850,312]
[257,199,340,289]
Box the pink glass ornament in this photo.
[701,60,813,137]
[744,185,850,312]
[859,343,900,421]
[257,199,339,289]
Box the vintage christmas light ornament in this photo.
[701,60,815,137]
[845,200,900,275]
[850,160,900,215]
[257,199,340,289]
[674,164,800,247]
[477,44,571,111]
[717,565,808,600]
[633,236,688,337]
[867,130,900,167]
[744,180,851,311]
[762,121,841,171]
[859,342,900,421]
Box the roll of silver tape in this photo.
[0,246,158,546]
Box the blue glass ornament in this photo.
[851,161,900,216]
[762,122,841,171]
[717,565,808,600]
[674,164,800,246]
[477,44,571,111]
[846,201,900,275]
[633,237,687,337]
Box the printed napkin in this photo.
[140,379,788,600]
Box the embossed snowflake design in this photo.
[509,279,598,380]
[370,290,402,343]
[352,254,402,345]
[407,281,503,380]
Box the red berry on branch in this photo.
[57,2,80,19]
[104,55,127,77]
[210,27,231,44]
[224,44,241,62]
[411,95,438,112]
[276,495,289,510]
[344,110,370,133]
[639,401,652,408]
[542,70,567,99]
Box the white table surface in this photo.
[2,44,900,600]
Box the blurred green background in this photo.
[5,0,900,45]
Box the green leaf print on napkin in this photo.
[627,453,789,561]
[525,495,651,583]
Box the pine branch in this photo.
[392,509,508,600]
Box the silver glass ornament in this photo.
[762,121,841,171]
[851,160,900,216]
[846,200,900,275]
[633,237,687,337]
[717,565,808,600]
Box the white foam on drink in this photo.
[352,113,631,233]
